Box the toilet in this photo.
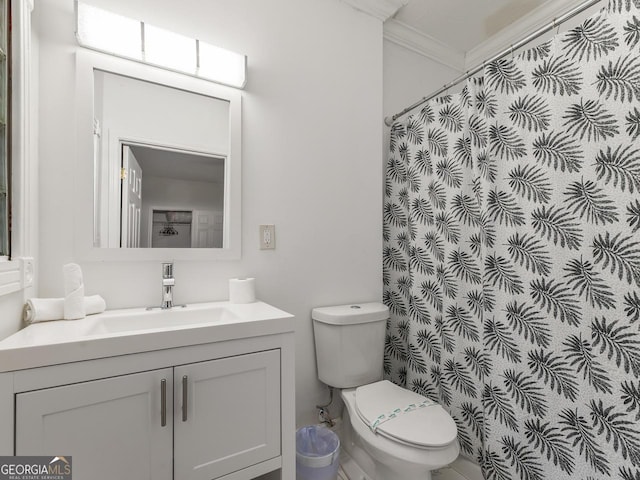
[312,302,459,480]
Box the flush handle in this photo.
[160,379,167,427]
[182,375,188,422]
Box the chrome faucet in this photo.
[161,262,175,309]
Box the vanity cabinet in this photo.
[174,350,281,479]
[14,350,281,480]
[16,368,174,480]
[0,327,295,480]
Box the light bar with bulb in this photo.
[74,1,246,88]
[76,2,143,60]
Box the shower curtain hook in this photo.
[510,44,514,59]
[553,17,559,34]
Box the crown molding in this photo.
[465,0,593,69]
[340,0,409,21]
[384,19,465,72]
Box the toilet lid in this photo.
[354,380,457,448]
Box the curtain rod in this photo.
[384,0,604,127]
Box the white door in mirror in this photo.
[259,225,275,250]
[121,146,143,248]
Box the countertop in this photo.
[0,301,294,372]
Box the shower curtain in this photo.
[383,2,640,479]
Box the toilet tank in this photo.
[312,302,389,388]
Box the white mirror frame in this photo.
[75,50,242,261]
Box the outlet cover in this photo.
[259,225,276,250]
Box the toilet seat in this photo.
[354,380,457,448]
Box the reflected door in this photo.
[121,145,142,247]
[192,210,222,248]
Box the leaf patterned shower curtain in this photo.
[383,2,640,479]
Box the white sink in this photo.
[86,305,238,335]
[0,301,294,372]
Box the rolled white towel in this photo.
[24,295,107,324]
[63,263,85,320]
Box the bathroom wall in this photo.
[382,40,463,161]
[383,40,462,122]
[33,0,383,426]
[140,177,223,248]
[0,292,26,340]
[96,70,230,155]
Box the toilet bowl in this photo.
[340,381,459,480]
[312,303,459,480]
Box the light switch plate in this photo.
[259,225,276,250]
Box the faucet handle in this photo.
[162,262,174,278]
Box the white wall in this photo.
[383,40,462,124]
[0,292,26,340]
[142,178,223,214]
[383,40,462,162]
[98,70,230,154]
[34,0,382,426]
[140,176,223,248]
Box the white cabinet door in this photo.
[16,368,173,480]
[174,350,281,480]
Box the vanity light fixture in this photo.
[75,2,143,60]
[144,24,197,74]
[74,1,247,89]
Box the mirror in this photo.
[94,70,228,249]
[121,144,225,248]
[75,51,241,261]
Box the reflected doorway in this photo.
[119,143,225,248]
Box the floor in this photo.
[337,466,468,480]
[433,467,470,480]
[328,417,479,480]
[337,450,471,480]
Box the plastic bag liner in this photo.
[296,425,340,480]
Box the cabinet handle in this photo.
[160,379,167,427]
[182,375,188,422]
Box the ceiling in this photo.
[130,145,225,184]
[391,0,547,53]
[340,0,592,71]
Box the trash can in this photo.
[296,425,340,480]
